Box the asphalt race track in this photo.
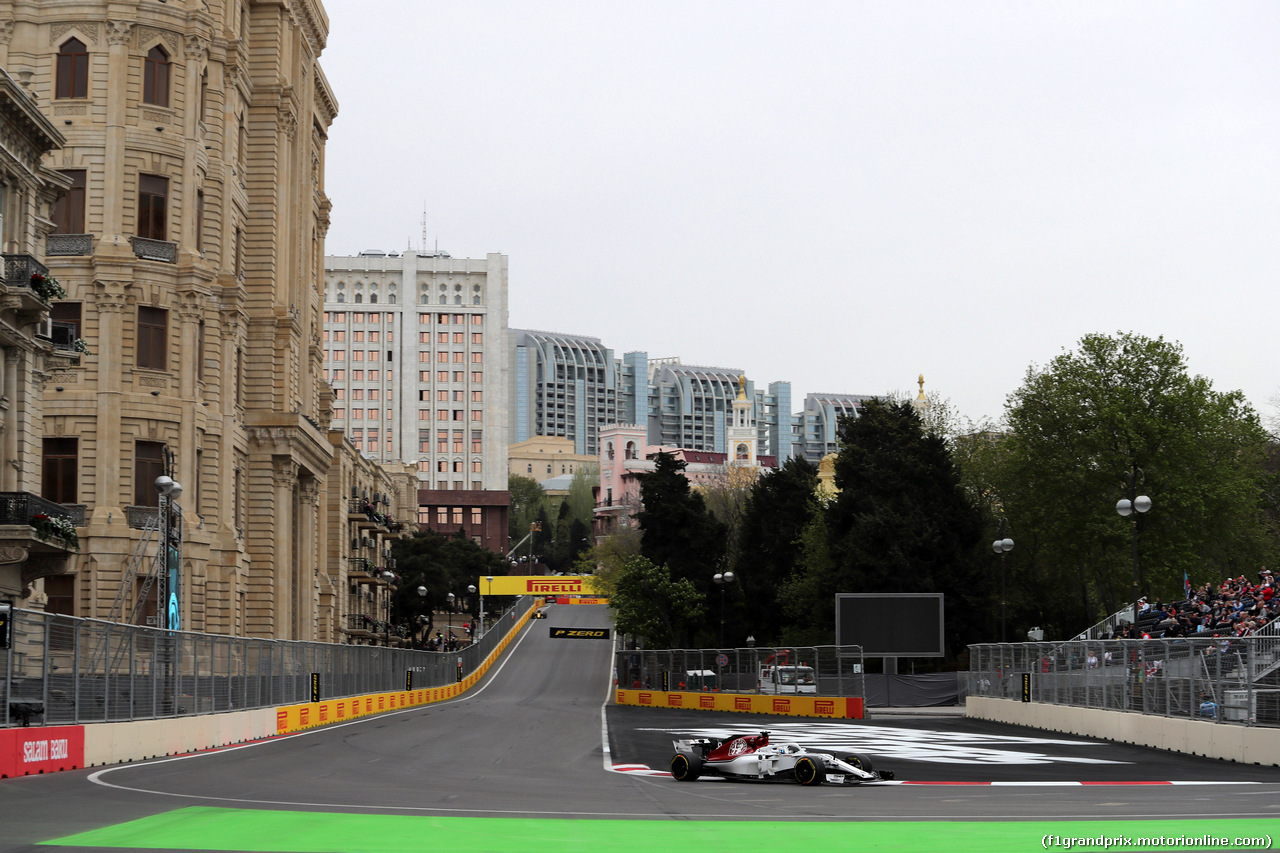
[4,604,1280,852]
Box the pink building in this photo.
[593,420,777,537]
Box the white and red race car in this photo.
[670,731,894,786]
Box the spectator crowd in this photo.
[1101,568,1278,640]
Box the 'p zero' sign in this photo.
[549,627,611,639]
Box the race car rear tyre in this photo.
[671,753,703,782]
[794,756,825,786]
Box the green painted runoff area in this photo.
[41,808,1280,852]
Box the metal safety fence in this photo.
[1,596,533,727]
[970,634,1280,726]
[615,645,865,697]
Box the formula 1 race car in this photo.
[670,731,894,786]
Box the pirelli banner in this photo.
[550,627,611,639]
[614,689,865,720]
[485,575,603,596]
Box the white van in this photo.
[759,664,817,694]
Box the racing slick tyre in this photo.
[671,753,703,782]
[836,751,875,772]
[794,756,825,786]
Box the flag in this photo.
[1184,572,1192,598]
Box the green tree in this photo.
[607,555,706,648]
[999,331,1279,632]
[389,530,509,635]
[507,474,545,546]
[733,455,821,645]
[637,452,727,588]
[793,398,988,654]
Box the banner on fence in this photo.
[0,725,84,778]
[614,689,864,719]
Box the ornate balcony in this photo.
[1,253,49,288]
[129,236,177,263]
[0,492,77,588]
[46,234,93,256]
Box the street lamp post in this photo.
[416,585,428,646]
[992,522,1014,643]
[447,592,455,641]
[468,584,477,640]
[1116,470,1152,634]
[713,571,735,648]
[479,575,493,639]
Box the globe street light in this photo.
[1116,471,1152,633]
[468,584,477,639]
[446,592,456,641]
[992,525,1014,643]
[713,571,735,648]
[416,586,428,646]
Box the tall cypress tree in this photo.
[636,452,727,590]
[820,398,987,654]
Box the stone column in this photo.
[272,455,298,639]
[90,280,128,525]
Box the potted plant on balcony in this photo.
[30,513,79,550]
[29,272,66,301]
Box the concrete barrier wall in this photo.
[967,697,1280,766]
[84,709,278,767]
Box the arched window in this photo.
[354,294,362,304]
[625,442,638,460]
[336,294,345,303]
[369,293,378,304]
[389,294,397,304]
[56,38,89,99]
[420,293,428,304]
[736,443,749,460]
[143,45,171,107]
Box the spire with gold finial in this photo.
[913,374,930,412]
[738,373,747,400]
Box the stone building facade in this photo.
[0,0,417,642]
[0,66,75,604]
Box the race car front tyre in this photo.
[671,753,703,782]
[836,751,875,772]
[794,756,825,786]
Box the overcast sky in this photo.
[317,1,1280,427]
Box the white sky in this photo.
[317,1,1280,426]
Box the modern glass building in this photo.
[510,330,618,456]
[793,392,873,464]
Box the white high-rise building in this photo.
[323,251,510,491]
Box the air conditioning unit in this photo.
[34,316,52,340]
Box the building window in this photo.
[197,319,205,381]
[52,170,86,234]
[137,306,168,370]
[56,38,89,99]
[195,189,204,251]
[50,301,81,339]
[134,441,166,507]
[143,45,171,107]
[42,437,79,504]
[137,174,168,240]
